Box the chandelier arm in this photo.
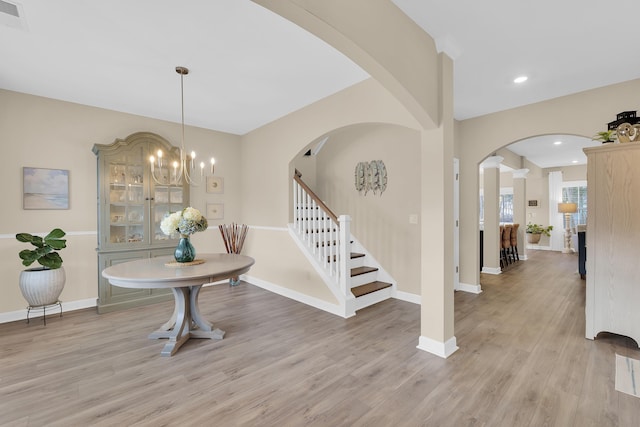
[150,168,169,186]
[183,160,201,186]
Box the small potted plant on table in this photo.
[592,130,616,144]
[526,223,553,244]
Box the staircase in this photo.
[289,170,395,318]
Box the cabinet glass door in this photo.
[152,185,184,242]
[107,147,145,246]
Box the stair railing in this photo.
[293,170,350,295]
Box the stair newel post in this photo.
[338,214,351,296]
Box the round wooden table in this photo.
[102,253,255,356]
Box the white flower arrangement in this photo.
[161,207,208,237]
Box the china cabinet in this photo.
[584,143,640,347]
[93,132,189,313]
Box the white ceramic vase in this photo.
[18,267,66,307]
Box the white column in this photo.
[512,168,529,260]
[548,171,564,251]
[480,156,503,274]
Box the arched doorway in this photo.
[477,134,596,280]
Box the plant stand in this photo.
[26,300,62,325]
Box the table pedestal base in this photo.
[148,285,225,356]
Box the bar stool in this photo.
[502,224,513,266]
[510,223,520,261]
[499,225,505,269]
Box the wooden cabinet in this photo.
[584,143,640,346]
[93,132,189,313]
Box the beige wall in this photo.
[292,150,318,190]
[242,227,338,304]
[240,78,421,227]
[0,89,241,314]
[314,124,422,295]
[547,164,587,182]
[458,78,640,286]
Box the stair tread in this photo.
[351,281,392,298]
[327,252,365,263]
[351,266,378,276]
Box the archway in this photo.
[475,133,596,285]
[289,123,424,298]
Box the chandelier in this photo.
[149,66,215,185]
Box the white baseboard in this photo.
[457,282,483,294]
[526,244,552,251]
[394,290,421,305]
[241,274,349,318]
[481,266,502,275]
[0,297,97,324]
[417,335,458,359]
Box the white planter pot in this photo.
[18,267,66,307]
[526,233,542,244]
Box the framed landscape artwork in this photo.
[23,167,70,210]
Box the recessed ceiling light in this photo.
[514,76,528,84]
[554,141,562,145]
[572,160,578,164]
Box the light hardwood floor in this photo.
[1,250,639,426]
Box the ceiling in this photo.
[1,1,638,165]
[0,0,369,135]
[508,135,601,169]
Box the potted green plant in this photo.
[592,130,616,144]
[526,223,553,244]
[16,228,67,307]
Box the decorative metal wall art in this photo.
[354,160,387,196]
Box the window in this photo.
[499,193,514,223]
[479,188,513,224]
[562,181,587,228]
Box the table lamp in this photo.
[558,202,578,253]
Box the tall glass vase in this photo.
[174,235,196,263]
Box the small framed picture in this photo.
[23,167,70,209]
[206,176,224,194]
[206,203,224,220]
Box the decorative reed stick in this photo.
[218,223,249,254]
